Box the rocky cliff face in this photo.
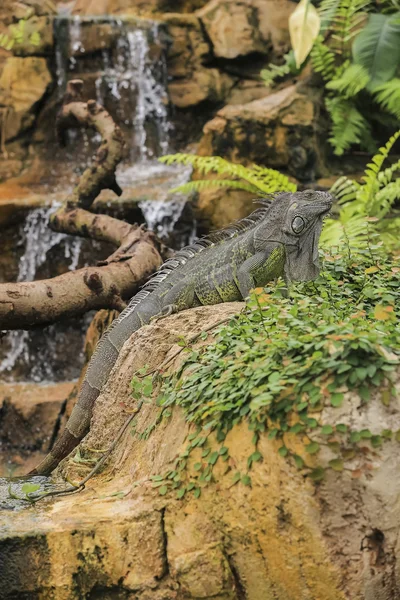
[1,303,400,599]
[0,0,320,187]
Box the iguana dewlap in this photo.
[31,190,332,475]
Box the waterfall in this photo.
[54,16,170,161]
[0,207,84,381]
[53,14,195,239]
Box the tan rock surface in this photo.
[0,381,74,476]
[198,84,326,180]
[0,56,52,141]
[72,0,209,15]
[1,304,399,598]
[197,0,293,59]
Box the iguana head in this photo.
[254,190,333,282]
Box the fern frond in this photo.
[160,154,297,195]
[360,130,400,210]
[373,79,400,119]
[377,217,400,250]
[329,175,360,203]
[320,212,370,248]
[318,0,342,32]
[170,179,261,195]
[370,179,400,218]
[310,37,336,80]
[325,97,370,155]
[331,0,372,53]
[260,61,291,86]
[326,63,370,97]
[377,159,400,187]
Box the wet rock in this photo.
[1,304,399,598]
[0,56,52,142]
[197,0,293,60]
[198,83,326,181]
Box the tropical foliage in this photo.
[159,154,297,195]
[261,0,400,155]
[160,130,400,251]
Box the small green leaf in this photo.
[321,425,334,435]
[329,458,344,472]
[194,488,201,498]
[159,486,168,496]
[176,487,186,499]
[331,393,344,407]
[208,451,219,465]
[21,483,40,495]
[293,454,304,469]
[278,445,288,457]
[305,442,320,455]
[309,466,325,482]
[241,474,252,486]
[336,424,348,434]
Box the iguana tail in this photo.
[30,293,161,476]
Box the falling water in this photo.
[54,16,170,160]
[0,207,83,380]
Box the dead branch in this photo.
[56,79,125,209]
[0,80,165,330]
[0,228,161,329]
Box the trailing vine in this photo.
[130,246,399,499]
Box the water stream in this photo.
[0,15,195,383]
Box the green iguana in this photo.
[31,190,332,476]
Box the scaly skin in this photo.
[31,190,332,476]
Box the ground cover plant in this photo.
[130,243,400,499]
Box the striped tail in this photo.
[30,293,160,476]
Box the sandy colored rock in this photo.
[198,83,326,180]
[197,0,293,59]
[1,303,399,598]
[168,67,234,108]
[72,0,209,15]
[195,184,256,229]
[0,56,52,141]
[0,381,74,476]
[226,79,271,105]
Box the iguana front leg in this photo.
[237,246,285,299]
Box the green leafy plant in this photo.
[261,0,400,155]
[138,247,399,499]
[159,154,297,195]
[321,129,400,248]
[0,18,41,52]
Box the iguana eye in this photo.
[292,216,305,234]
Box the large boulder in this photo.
[198,83,326,181]
[0,56,52,141]
[1,304,400,599]
[197,0,293,59]
[165,13,235,108]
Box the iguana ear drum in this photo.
[291,216,305,234]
